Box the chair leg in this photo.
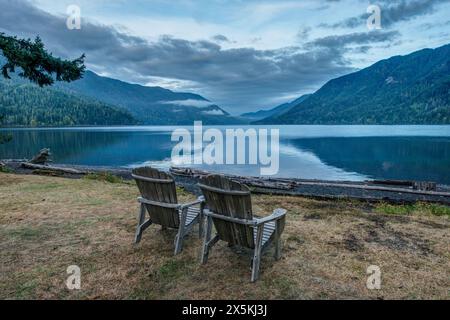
[174,232,184,255]
[174,208,188,255]
[251,225,264,282]
[274,238,282,261]
[135,204,146,244]
[198,203,205,238]
[274,223,282,261]
[201,217,213,264]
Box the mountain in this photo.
[57,71,244,125]
[241,94,311,121]
[0,50,243,126]
[257,43,450,125]
[0,79,136,127]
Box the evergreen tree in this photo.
[0,33,86,143]
[0,33,85,86]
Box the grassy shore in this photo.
[0,173,449,300]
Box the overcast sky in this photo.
[1,0,449,114]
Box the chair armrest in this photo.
[137,196,205,211]
[138,197,180,209]
[255,208,287,225]
[179,196,205,210]
[203,209,257,225]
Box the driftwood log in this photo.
[169,167,450,199]
[374,179,437,191]
[30,148,52,164]
[2,161,448,204]
[21,162,85,175]
[413,181,437,191]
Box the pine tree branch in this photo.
[0,33,85,87]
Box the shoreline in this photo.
[2,124,450,129]
[2,160,450,205]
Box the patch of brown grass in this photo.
[0,173,449,300]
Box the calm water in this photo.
[1,125,450,184]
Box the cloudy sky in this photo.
[1,0,449,114]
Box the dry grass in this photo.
[0,173,449,300]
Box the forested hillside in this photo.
[257,44,450,125]
[0,81,136,127]
[58,71,244,125]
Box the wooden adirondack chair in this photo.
[132,167,204,255]
[198,175,287,282]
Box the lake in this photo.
[1,125,450,185]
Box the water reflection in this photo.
[286,136,450,183]
[0,126,449,184]
[0,129,173,166]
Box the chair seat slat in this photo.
[253,221,276,246]
[181,208,200,226]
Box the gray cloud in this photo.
[211,34,230,43]
[321,0,448,29]
[0,0,401,113]
[419,19,450,30]
[306,31,400,49]
[297,26,312,41]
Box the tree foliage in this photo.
[0,82,137,127]
[0,33,85,87]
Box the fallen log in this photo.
[294,180,449,197]
[170,167,296,190]
[371,180,437,191]
[413,181,437,191]
[234,177,296,191]
[21,162,86,175]
[170,167,449,197]
[170,167,208,177]
[371,180,414,187]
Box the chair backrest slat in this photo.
[199,175,255,248]
[133,167,179,228]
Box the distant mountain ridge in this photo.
[57,71,244,125]
[0,53,244,126]
[2,43,449,127]
[257,43,450,124]
[241,95,311,120]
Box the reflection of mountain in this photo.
[0,129,175,167]
[278,143,368,181]
[0,130,127,161]
[2,128,450,184]
[285,137,450,184]
[64,132,175,166]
